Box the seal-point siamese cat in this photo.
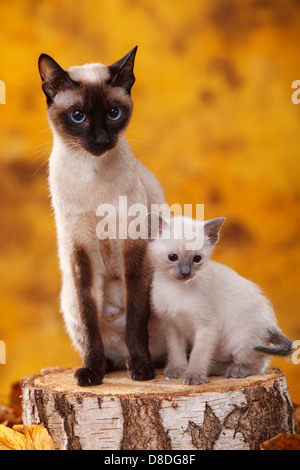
[147,214,292,385]
[38,47,166,386]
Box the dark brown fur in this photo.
[39,48,136,157]
[71,246,106,386]
[39,47,162,386]
[123,238,155,380]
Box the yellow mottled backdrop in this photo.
[0,0,300,402]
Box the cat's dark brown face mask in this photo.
[38,47,137,156]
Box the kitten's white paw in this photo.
[182,373,209,385]
[164,366,186,379]
[225,364,254,379]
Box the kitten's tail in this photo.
[254,328,293,356]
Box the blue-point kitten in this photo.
[147,214,293,385]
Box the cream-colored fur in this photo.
[149,216,287,384]
[48,64,166,368]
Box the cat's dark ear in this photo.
[146,212,170,242]
[204,217,226,245]
[108,46,138,94]
[38,54,77,103]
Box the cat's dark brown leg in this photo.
[123,238,155,381]
[71,245,106,386]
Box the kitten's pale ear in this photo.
[108,46,138,94]
[38,54,77,103]
[204,217,226,245]
[146,213,169,242]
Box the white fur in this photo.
[149,216,281,384]
[67,63,110,83]
[48,62,166,367]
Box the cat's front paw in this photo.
[129,357,156,381]
[164,365,186,379]
[75,367,105,387]
[182,373,209,385]
[225,364,254,379]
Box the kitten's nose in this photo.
[180,265,191,277]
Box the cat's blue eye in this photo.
[70,110,86,124]
[168,254,178,262]
[107,106,122,121]
[193,255,202,263]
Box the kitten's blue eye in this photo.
[70,110,86,123]
[107,106,122,121]
[168,254,178,262]
[193,255,202,263]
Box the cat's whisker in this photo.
[31,148,52,162]
[129,143,159,170]
[128,141,153,157]
[31,145,53,157]
[33,127,52,135]
[126,124,152,134]
[31,141,53,150]
[128,138,155,151]
[32,158,49,176]
[129,144,151,158]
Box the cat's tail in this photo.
[254,328,293,356]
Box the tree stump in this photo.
[21,367,296,450]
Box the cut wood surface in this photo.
[21,367,296,450]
